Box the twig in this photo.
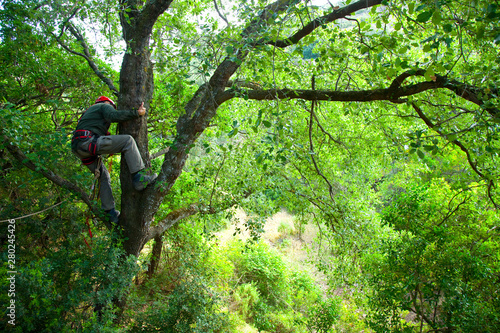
[308,76,337,204]
[213,0,230,27]
[209,152,227,209]
[411,102,485,179]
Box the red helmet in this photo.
[95,96,116,109]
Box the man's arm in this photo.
[102,102,146,123]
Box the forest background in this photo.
[1,0,500,332]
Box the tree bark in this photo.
[115,1,171,257]
[147,235,163,280]
[118,47,155,256]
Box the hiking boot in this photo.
[105,208,120,225]
[132,170,157,191]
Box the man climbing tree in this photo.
[1,0,499,329]
[2,0,498,264]
[2,0,497,260]
[71,96,156,224]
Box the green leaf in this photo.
[431,11,442,25]
[416,11,433,23]
[408,3,415,14]
[417,149,425,159]
[443,24,453,33]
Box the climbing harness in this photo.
[72,130,100,165]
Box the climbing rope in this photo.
[0,201,67,223]
[83,155,103,249]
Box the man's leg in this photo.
[86,161,115,211]
[97,135,156,191]
[73,141,119,224]
[96,135,144,174]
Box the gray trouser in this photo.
[73,135,145,210]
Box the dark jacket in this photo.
[75,103,139,136]
[71,103,139,150]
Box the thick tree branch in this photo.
[216,81,442,104]
[146,198,241,241]
[390,70,499,117]
[1,133,99,215]
[147,204,200,240]
[269,0,383,48]
[226,79,263,90]
[138,0,174,37]
[154,0,297,199]
[146,188,255,242]
[120,0,173,50]
[183,83,209,118]
[216,71,500,116]
[151,147,170,160]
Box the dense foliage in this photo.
[1,0,499,331]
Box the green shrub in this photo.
[128,223,231,333]
[225,240,322,333]
[307,297,341,333]
[366,179,500,332]
[1,233,138,333]
[335,299,372,333]
[233,283,260,320]
[233,241,290,306]
[289,269,322,312]
[254,308,306,333]
[130,279,229,333]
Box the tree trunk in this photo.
[116,22,158,257]
[147,235,163,280]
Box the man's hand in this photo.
[138,102,146,116]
